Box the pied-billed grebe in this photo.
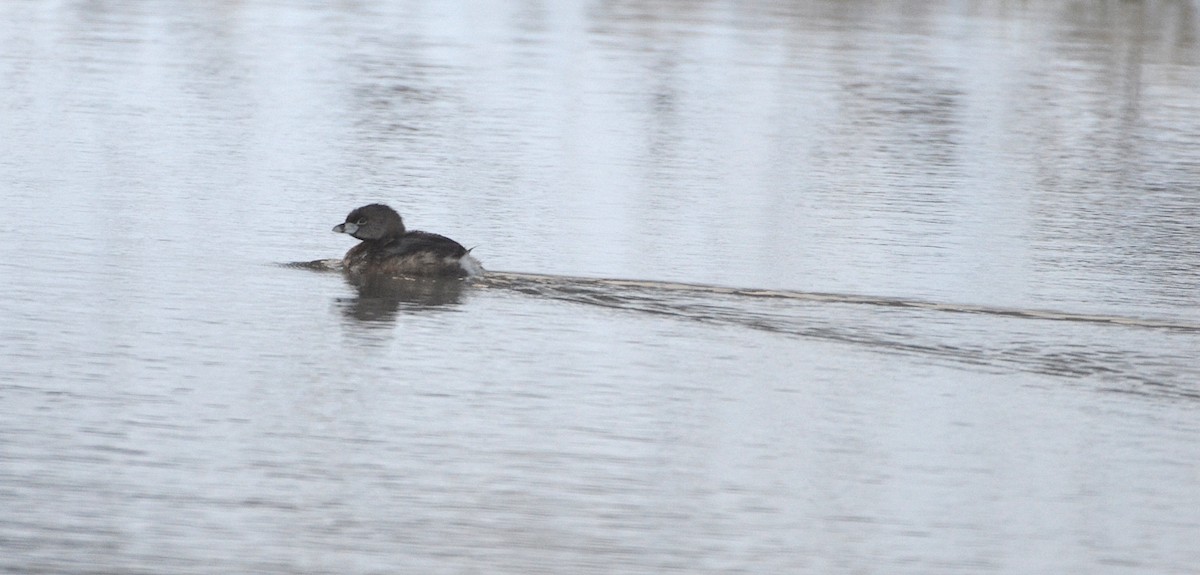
[333,203,483,277]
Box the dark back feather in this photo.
[383,230,468,259]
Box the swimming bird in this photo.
[333,203,482,277]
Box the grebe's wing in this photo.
[386,230,468,259]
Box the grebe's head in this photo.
[333,203,405,240]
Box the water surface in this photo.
[2,1,1199,573]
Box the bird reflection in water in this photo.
[337,274,469,322]
[281,258,471,322]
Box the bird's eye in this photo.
[355,217,367,225]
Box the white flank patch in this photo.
[457,254,485,277]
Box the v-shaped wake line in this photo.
[281,261,1199,332]
[478,271,1200,332]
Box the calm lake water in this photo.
[2,1,1199,573]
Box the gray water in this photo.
[2,1,1199,573]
